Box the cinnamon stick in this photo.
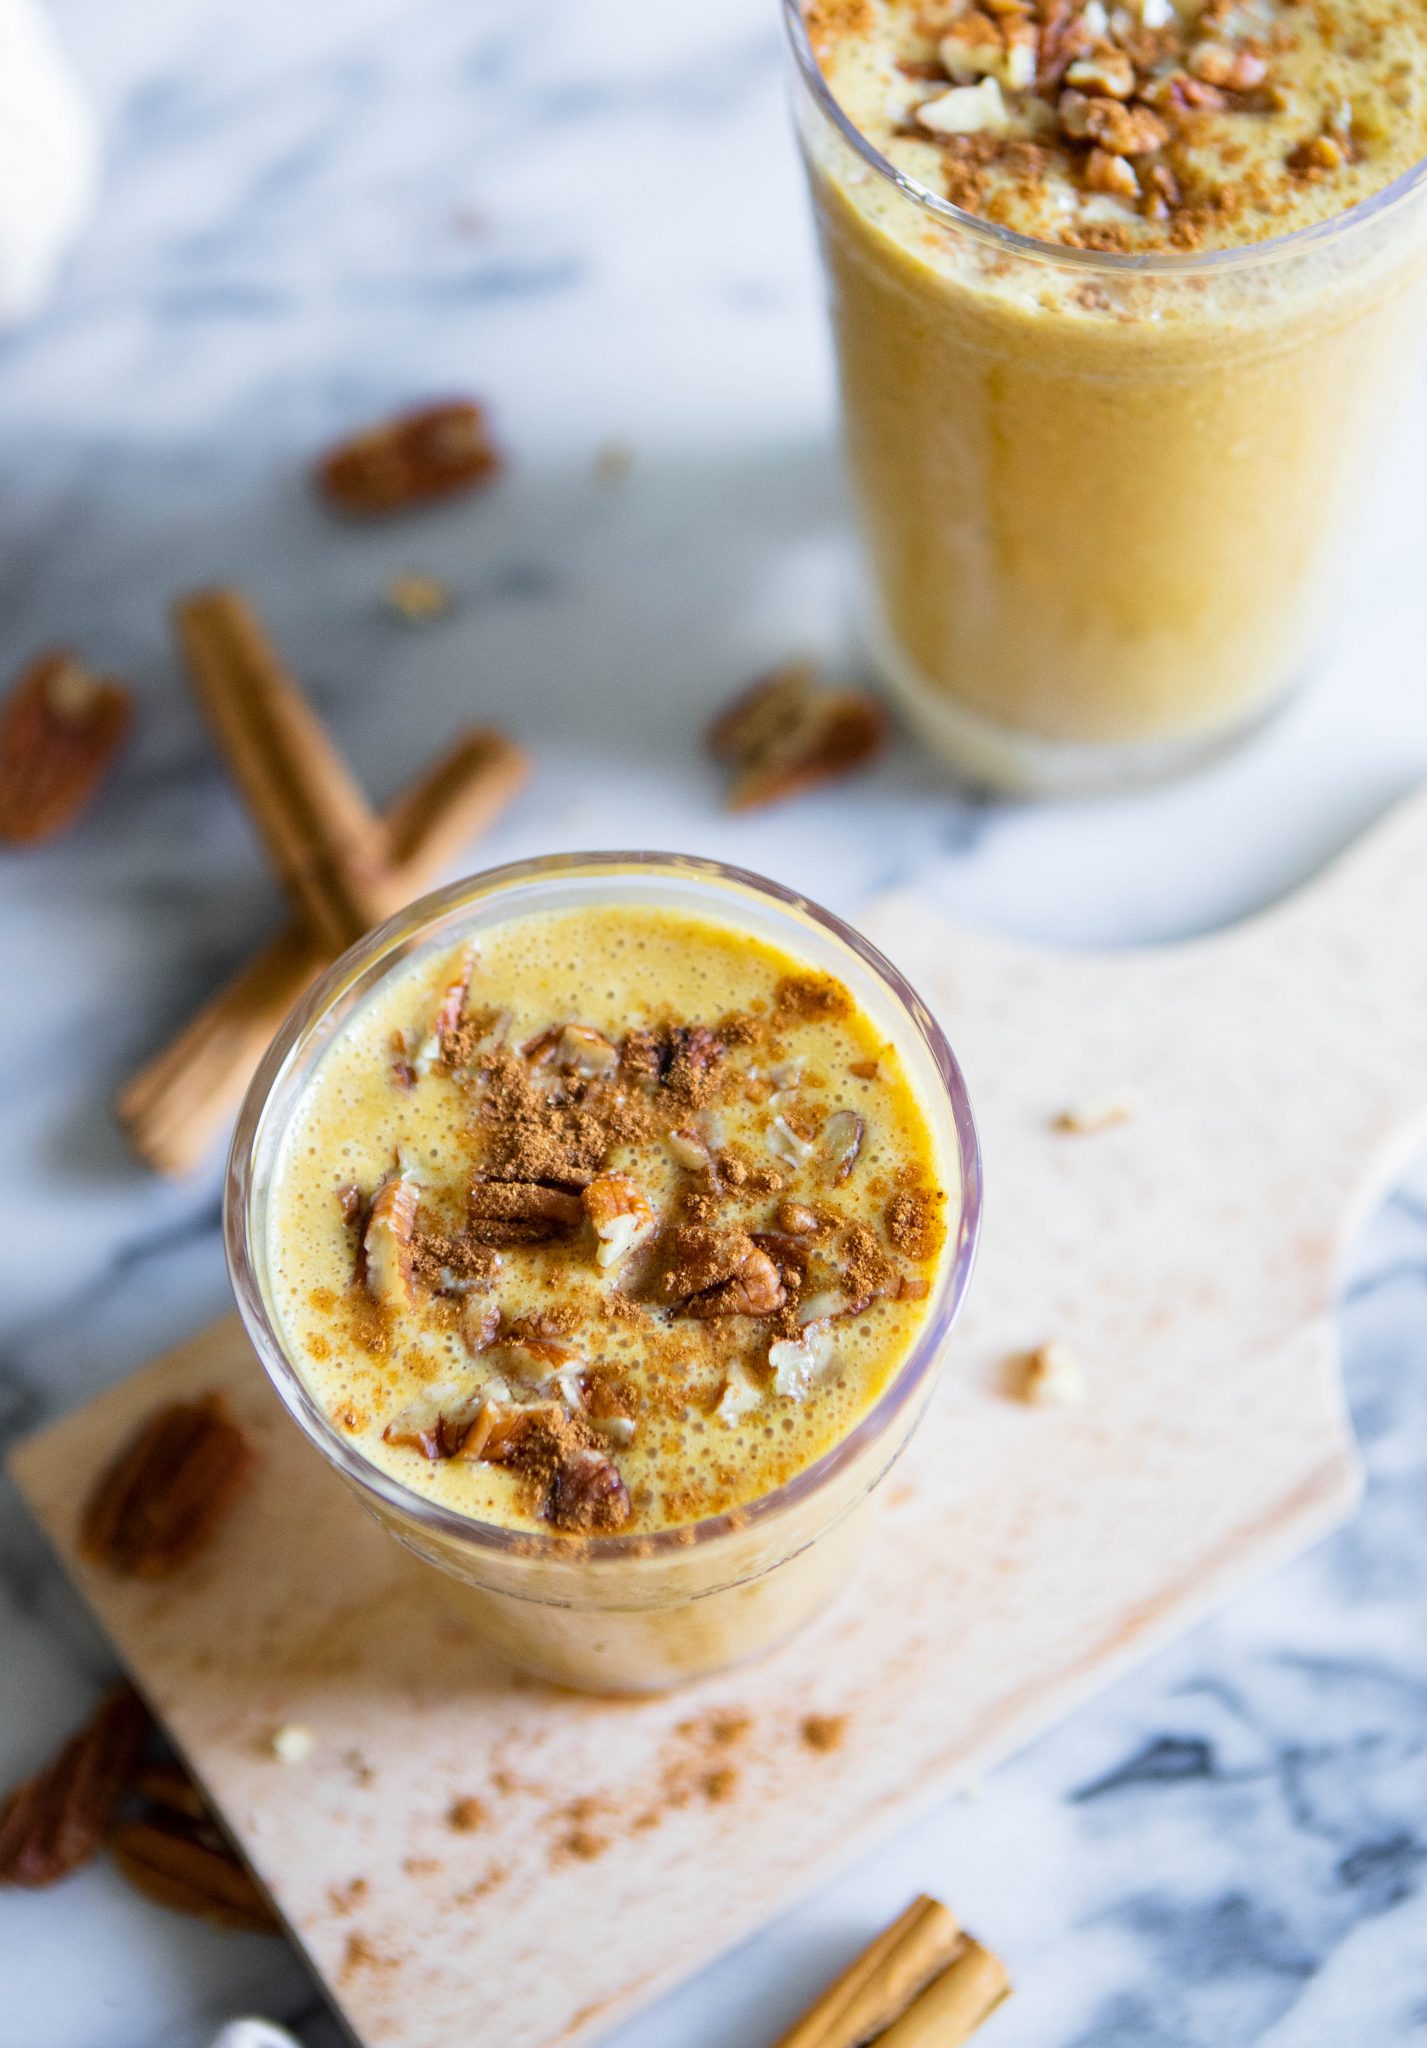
[116,727,528,1175]
[174,587,394,953]
[876,1934,1010,2046]
[771,1896,1008,2048]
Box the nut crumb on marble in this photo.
[1016,1339,1086,1405]
[268,1723,316,1765]
[385,570,453,623]
[1053,1087,1144,1133]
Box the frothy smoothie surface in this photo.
[806,0,1427,252]
[265,905,951,1540]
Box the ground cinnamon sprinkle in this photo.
[801,1714,849,1753]
[447,1797,487,1833]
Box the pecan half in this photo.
[467,1179,585,1245]
[316,399,502,516]
[81,1396,255,1578]
[0,1686,150,1888]
[707,661,886,812]
[0,651,131,846]
[109,1818,278,1933]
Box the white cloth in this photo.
[0,0,96,322]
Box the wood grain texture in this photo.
[15,786,1427,2048]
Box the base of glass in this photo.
[867,615,1284,799]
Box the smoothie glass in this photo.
[784,0,1427,795]
[226,853,981,1693]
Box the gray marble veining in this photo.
[3,1,1427,2043]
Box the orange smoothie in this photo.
[230,858,978,1691]
[791,0,1427,790]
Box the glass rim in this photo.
[782,0,1427,278]
[225,850,983,1569]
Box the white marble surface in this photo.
[4,1,1427,2043]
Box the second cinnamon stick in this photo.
[175,586,394,953]
[116,726,528,1175]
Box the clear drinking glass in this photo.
[784,0,1427,796]
[226,853,981,1694]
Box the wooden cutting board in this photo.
[13,789,1427,2048]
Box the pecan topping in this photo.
[623,1023,726,1107]
[383,1383,490,1460]
[480,1409,630,1533]
[524,1021,620,1079]
[682,1245,786,1320]
[430,946,477,1057]
[363,1169,420,1307]
[821,1108,866,1185]
[466,1178,585,1245]
[0,1687,149,1888]
[707,660,886,812]
[0,651,131,846]
[775,1199,820,1236]
[1079,94,1168,155]
[582,1173,657,1269]
[316,399,502,517]
[81,1396,255,1578]
[109,1818,277,1933]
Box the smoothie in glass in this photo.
[790,0,1427,791]
[227,856,979,1692]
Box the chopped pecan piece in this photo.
[1079,96,1167,156]
[775,1199,820,1236]
[363,1170,420,1307]
[821,1109,865,1185]
[384,1383,490,1460]
[109,1818,278,1933]
[1065,45,1135,97]
[682,1245,786,1319]
[467,1178,585,1244]
[667,1125,717,1174]
[316,399,502,517]
[429,946,477,1059]
[480,1409,630,1533]
[524,1021,620,1079]
[1187,39,1267,90]
[715,1364,765,1425]
[582,1173,657,1269]
[81,1396,255,1578]
[0,1686,150,1888]
[768,1320,837,1400]
[707,661,886,811]
[1083,147,1139,199]
[0,651,131,847]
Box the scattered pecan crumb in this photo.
[0,650,131,847]
[1053,1087,1143,1134]
[707,661,886,811]
[81,1394,255,1579]
[592,441,634,485]
[317,399,502,517]
[267,1724,315,1765]
[1015,1340,1086,1406]
[385,570,453,623]
[801,1714,848,1754]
